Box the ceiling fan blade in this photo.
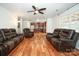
[39,11,44,14]
[38,8,46,11]
[32,5,36,11]
[27,11,34,12]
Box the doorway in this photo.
[31,22,46,33]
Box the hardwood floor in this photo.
[9,32,79,56]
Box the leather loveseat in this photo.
[46,28,78,52]
[23,28,34,38]
[0,29,24,56]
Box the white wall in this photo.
[46,18,58,33]
[0,6,17,29]
[46,18,53,33]
[54,4,79,32]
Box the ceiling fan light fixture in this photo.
[27,5,46,15]
[35,11,38,14]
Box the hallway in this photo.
[9,33,79,56]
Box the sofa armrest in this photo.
[46,33,54,37]
[47,33,53,35]
[46,33,54,40]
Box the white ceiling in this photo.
[0,3,77,20]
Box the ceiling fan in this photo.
[27,5,46,15]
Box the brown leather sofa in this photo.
[46,28,78,52]
[23,28,34,38]
[0,29,24,56]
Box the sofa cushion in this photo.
[59,29,75,39]
[9,29,17,38]
[51,38,61,43]
[11,36,22,44]
[1,29,12,41]
[53,29,61,38]
[3,40,15,51]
